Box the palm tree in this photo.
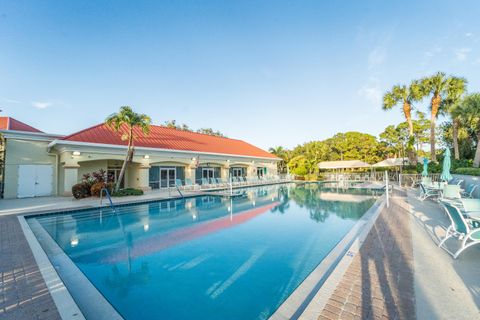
[457,93,480,167]
[106,106,151,191]
[382,80,424,163]
[441,92,466,160]
[269,146,289,173]
[421,72,467,162]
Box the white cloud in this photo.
[466,32,474,37]
[31,101,53,109]
[368,46,386,70]
[358,82,382,106]
[453,47,471,61]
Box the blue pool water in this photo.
[29,183,379,320]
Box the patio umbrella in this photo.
[440,149,452,182]
[421,157,429,177]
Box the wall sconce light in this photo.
[144,155,150,159]
[192,157,196,161]
[72,151,81,156]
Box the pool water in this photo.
[29,183,379,320]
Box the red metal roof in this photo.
[0,117,43,133]
[62,123,278,159]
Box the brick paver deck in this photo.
[319,195,415,320]
[0,215,61,320]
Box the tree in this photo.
[288,155,309,176]
[196,128,226,137]
[457,93,480,167]
[106,106,151,191]
[382,80,424,163]
[163,120,191,131]
[421,72,467,162]
[411,111,430,152]
[269,146,289,174]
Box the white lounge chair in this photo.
[440,185,462,203]
[439,201,480,259]
[419,183,440,201]
[461,184,479,198]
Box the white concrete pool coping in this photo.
[270,192,386,320]
[18,216,87,320]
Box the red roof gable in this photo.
[62,123,278,159]
[0,117,43,133]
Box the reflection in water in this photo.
[105,262,150,298]
[30,183,379,320]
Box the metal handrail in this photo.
[100,187,116,213]
[175,185,184,198]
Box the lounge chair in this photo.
[448,178,464,186]
[184,178,195,190]
[419,183,440,201]
[175,179,184,189]
[201,178,211,188]
[461,184,479,198]
[440,185,462,203]
[439,201,480,259]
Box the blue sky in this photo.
[1,1,480,149]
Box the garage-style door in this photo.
[17,165,53,198]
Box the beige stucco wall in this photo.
[3,138,57,199]
[4,138,279,198]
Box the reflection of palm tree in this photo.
[271,187,290,214]
[104,261,150,298]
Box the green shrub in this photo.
[304,173,318,181]
[112,188,144,197]
[453,167,480,176]
[72,183,90,199]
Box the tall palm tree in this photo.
[441,92,466,160]
[106,106,151,191]
[457,93,480,167]
[421,72,467,162]
[382,80,424,163]
[269,146,288,173]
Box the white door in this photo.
[35,165,53,196]
[18,165,53,198]
[18,165,36,198]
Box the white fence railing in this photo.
[324,171,400,182]
[398,173,441,188]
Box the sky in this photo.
[1,0,480,150]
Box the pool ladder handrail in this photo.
[175,185,184,199]
[100,187,117,213]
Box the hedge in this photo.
[453,167,480,176]
[112,188,144,197]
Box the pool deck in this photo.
[316,188,480,320]
[1,186,479,320]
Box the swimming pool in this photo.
[27,183,379,320]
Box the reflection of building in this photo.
[0,116,280,198]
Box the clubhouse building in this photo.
[0,117,280,199]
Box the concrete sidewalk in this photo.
[407,190,480,319]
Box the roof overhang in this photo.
[0,129,64,142]
[318,160,371,169]
[48,139,282,162]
